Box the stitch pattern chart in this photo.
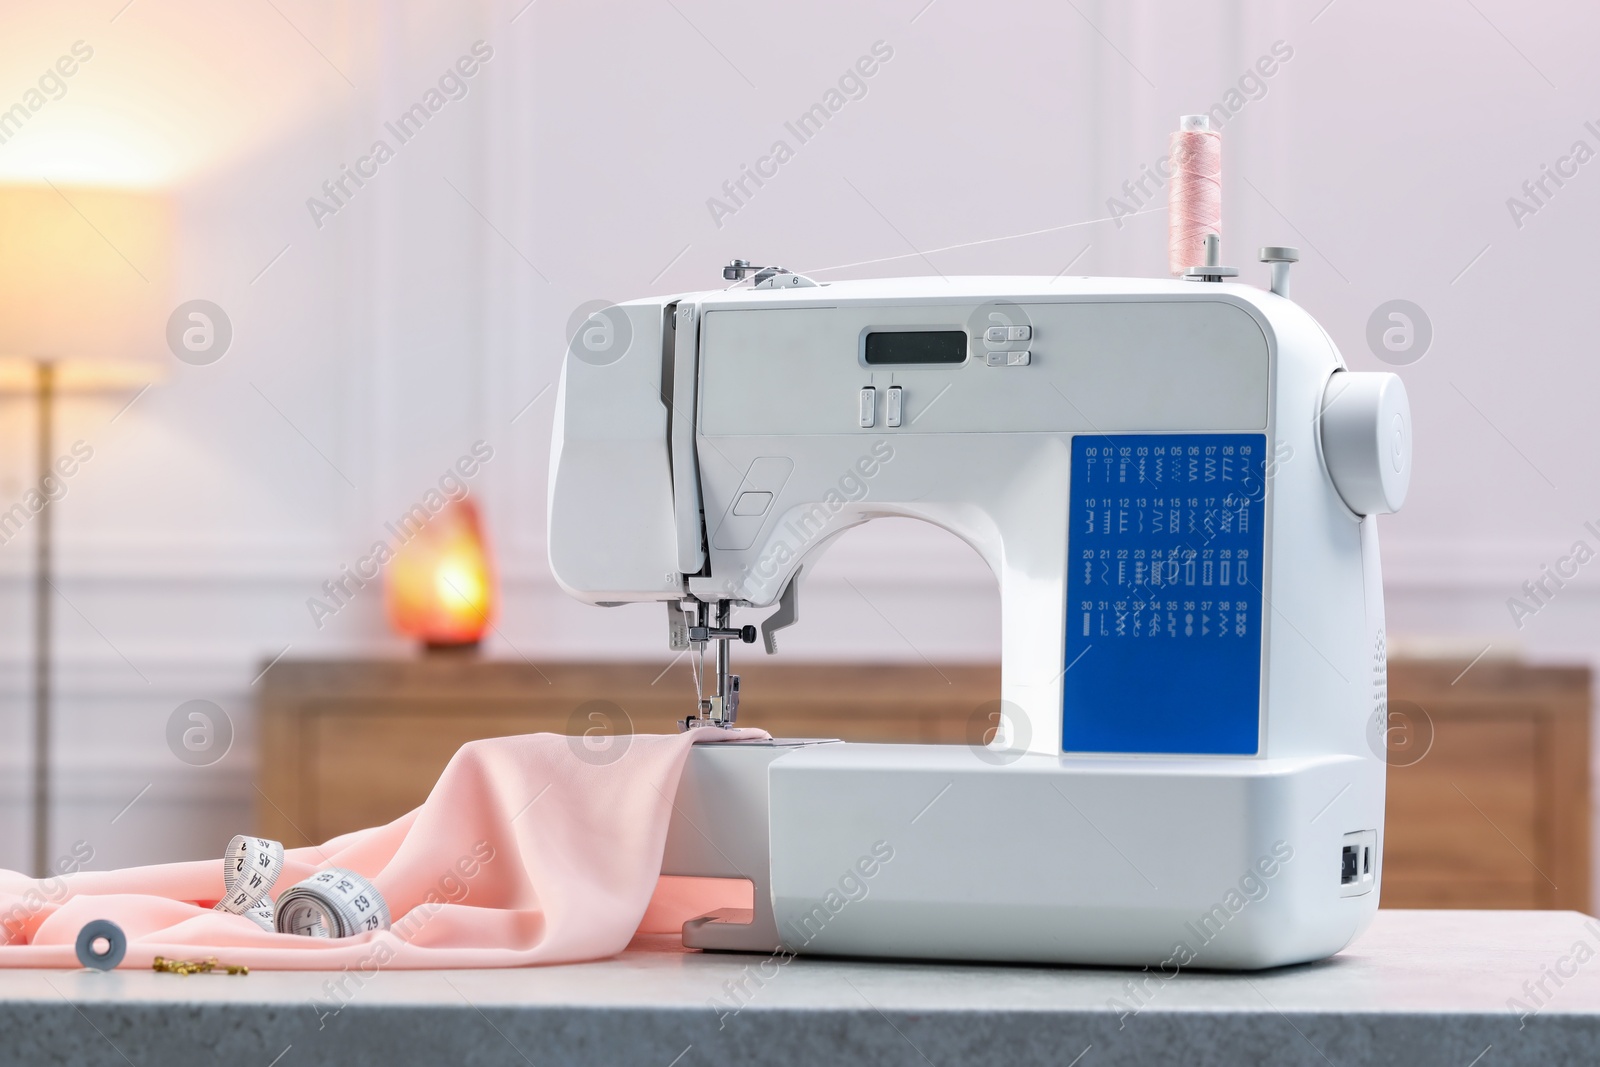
[1063,433,1268,755]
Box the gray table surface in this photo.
[2,910,1597,1066]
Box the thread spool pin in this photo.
[1183,233,1237,283]
[1258,246,1300,299]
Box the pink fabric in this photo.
[0,729,765,969]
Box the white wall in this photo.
[0,0,1596,902]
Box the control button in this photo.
[859,386,876,427]
[1007,325,1032,341]
[984,325,1007,342]
[886,386,903,427]
[733,491,773,517]
[986,349,1032,366]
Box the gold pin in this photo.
[151,955,248,976]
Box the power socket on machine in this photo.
[1341,829,1378,897]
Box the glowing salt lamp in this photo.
[386,499,497,650]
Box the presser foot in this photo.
[680,676,741,732]
[673,598,751,731]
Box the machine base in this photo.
[662,741,1384,970]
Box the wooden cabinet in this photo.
[257,656,1590,910]
[1382,659,1589,910]
[256,658,997,847]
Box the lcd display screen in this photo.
[864,330,967,365]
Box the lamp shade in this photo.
[0,184,171,368]
[386,499,497,648]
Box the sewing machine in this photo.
[548,252,1412,970]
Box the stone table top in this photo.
[2,909,1597,1066]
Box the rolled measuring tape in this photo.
[274,868,390,938]
[214,835,285,918]
[243,898,275,933]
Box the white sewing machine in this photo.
[548,250,1411,970]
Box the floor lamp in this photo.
[0,184,169,876]
[0,358,158,877]
[32,361,53,884]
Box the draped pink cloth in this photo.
[0,729,764,969]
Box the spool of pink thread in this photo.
[1167,114,1221,277]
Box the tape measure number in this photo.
[214,835,284,916]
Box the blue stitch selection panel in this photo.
[1062,434,1268,756]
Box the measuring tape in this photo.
[213,835,387,938]
[242,899,275,933]
[214,835,284,920]
[274,868,391,938]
